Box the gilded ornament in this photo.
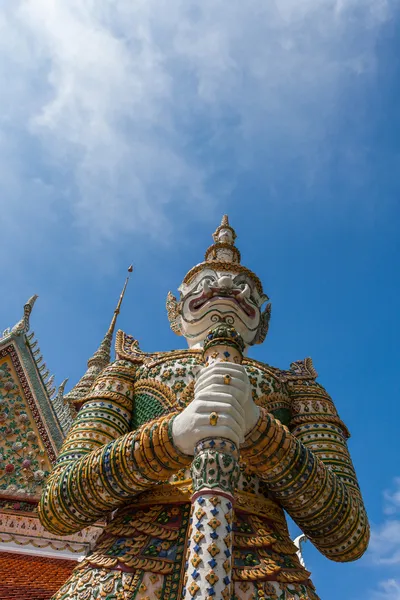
[209,412,219,426]
[166,292,182,336]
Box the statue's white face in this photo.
[178,269,267,348]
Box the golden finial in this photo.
[221,214,229,227]
[206,215,240,263]
[212,214,237,244]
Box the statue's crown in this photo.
[168,215,271,342]
[181,215,266,297]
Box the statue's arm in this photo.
[38,359,190,536]
[241,373,369,563]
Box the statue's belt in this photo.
[126,479,286,525]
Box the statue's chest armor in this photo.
[131,354,291,429]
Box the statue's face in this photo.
[178,268,267,347]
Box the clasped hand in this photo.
[172,363,260,456]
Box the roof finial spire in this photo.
[96,265,132,359]
[64,266,132,406]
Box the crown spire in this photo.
[205,214,240,264]
[64,267,132,405]
[181,216,265,296]
[221,214,229,226]
[213,214,236,241]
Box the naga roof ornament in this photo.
[182,214,266,297]
[11,295,38,335]
[5,295,62,405]
[64,269,132,406]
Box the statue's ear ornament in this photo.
[254,302,271,345]
[166,291,183,336]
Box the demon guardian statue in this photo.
[40,216,369,600]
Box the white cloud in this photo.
[370,579,400,600]
[369,519,400,566]
[367,478,400,599]
[384,477,400,515]
[368,478,400,566]
[0,0,396,244]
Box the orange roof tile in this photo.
[0,551,76,600]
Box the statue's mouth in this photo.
[189,289,256,319]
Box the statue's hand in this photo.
[172,363,257,456]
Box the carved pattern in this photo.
[289,414,350,438]
[182,261,265,295]
[166,292,182,336]
[191,439,240,495]
[280,357,318,382]
[0,344,57,464]
[134,379,177,412]
[204,241,241,263]
[0,512,101,554]
[115,330,201,367]
[254,302,272,345]
[51,565,143,600]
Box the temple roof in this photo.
[0,296,73,502]
[0,551,75,600]
[0,274,131,503]
[1,295,74,437]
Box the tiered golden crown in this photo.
[182,215,266,297]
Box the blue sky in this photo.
[1,1,400,598]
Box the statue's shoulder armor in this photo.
[244,356,285,384]
[115,330,201,367]
[115,330,152,365]
[279,357,318,384]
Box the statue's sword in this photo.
[183,323,245,600]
